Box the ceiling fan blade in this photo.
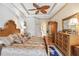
[40,5,50,10]
[28,9,36,11]
[33,3,40,8]
[35,11,39,14]
[40,10,47,14]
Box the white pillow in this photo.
[0,37,12,46]
[0,39,4,44]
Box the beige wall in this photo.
[51,3,79,31]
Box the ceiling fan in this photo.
[28,3,50,14]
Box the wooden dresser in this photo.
[55,32,79,56]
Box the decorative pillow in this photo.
[13,34,22,43]
[11,34,22,44]
[22,37,28,43]
[24,32,31,39]
[8,34,14,42]
[17,33,29,43]
[17,33,23,39]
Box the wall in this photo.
[0,4,14,27]
[26,17,36,36]
[0,4,25,34]
[26,17,48,37]
[35,19,42,37]
[51,3,79,31]
[0,4,21,29]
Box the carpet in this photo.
[50,47,59,56]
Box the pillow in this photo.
[16,34,24,43]
[4,37,12,46]
[0,37,12,46]
[24,32,31,39]
[11,34,22,44]
[22,37,28,43]
[0,37,4,45]
[8,34,14,42]
[17,33,23,39]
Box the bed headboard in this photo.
[0,20,20,37]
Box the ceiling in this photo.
[0,3,67,19]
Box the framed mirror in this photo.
[62,13,79,34]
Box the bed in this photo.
[0,20,48,56]
[0,36,47,56]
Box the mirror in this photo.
[62,13,79,34]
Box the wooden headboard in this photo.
[0,20,20,37]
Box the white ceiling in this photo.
[0,3,66,19]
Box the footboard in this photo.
[43,36,50,56]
